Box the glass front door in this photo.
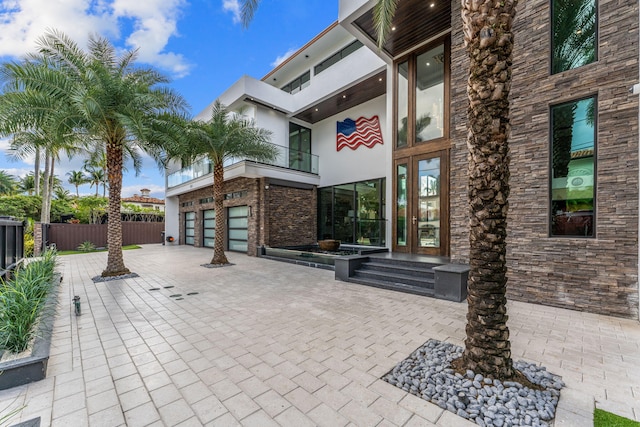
[394,151,448,256]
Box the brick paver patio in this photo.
[0,245,638,426]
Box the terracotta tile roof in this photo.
[121,195,165,204]
[571,149,594,159]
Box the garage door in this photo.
[228,206,248,252]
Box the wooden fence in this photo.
[47,222,165,251]
[0,217,24,279]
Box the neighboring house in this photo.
[122,189,165,212]
[165,0,639,319]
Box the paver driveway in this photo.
[0,245,638,426]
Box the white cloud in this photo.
[222,0,241,24]
[0,0,191,78]
[1,167,31,179]
[271,47,297,67]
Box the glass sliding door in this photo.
[317,179,386,245]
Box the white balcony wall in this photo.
[291,47,384,115]
[313,95,386,188]
[195,76,297,121]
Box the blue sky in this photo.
[0,0,337,198]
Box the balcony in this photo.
[167,143,319,188]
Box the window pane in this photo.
[203,237,214,247]
[229,241,248,252]
[204,229,215,238]
[396,164,407,246]
[229,229,248,240]
[185,236,195,245]
[334,184,355,244]
[415,45,444,142]
[319,187,333,240]
[204,219,215,228]
[229,206,248,217]
[418,158,440,248]
[185,212,195,220]
[397,62,409,148]
[204,210,215,219]
[551,97,595,237]
[229,217,248,228]
[552,0,597,74]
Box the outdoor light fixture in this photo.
[166,236,175,243]
[265,184,270,190]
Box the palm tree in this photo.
[67,170,87,197]
[85,167,105,197]
[0,170,17,195]
[18,173,36,195]
[169,101,276,265]
[240,0,519,380]
[0,30,187,277]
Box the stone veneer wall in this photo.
[263,182,317,248]
[177,177,317,256]
[448,1,639,318]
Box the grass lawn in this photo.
[594,409,640,427]
[59,245,142,255]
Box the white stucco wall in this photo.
[313,95,387,188]
[255,105,289,147]
[164,196,180,245]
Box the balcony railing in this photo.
[167,143,319,188]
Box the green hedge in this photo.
[0,249,58,354]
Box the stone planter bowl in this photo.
[318,239,341,251]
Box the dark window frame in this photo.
[289,122,312,172]
[281,70,311,94]
[548,94,597,238]
[550,0,598,75]
[314,40,364,75]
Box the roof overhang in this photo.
[339,0,451,60]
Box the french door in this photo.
[394,150,449,256]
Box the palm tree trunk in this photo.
[211,161,229,265]
[459,0,518,380]
[102,139,130,277]
[34,147,40,197]
[40,150,50,224]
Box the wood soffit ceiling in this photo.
[354,0,451,58]
[294,71,386,124]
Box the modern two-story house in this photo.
[165,0,639,319]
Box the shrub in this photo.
[77,241,96,252]
[0,249,58,354]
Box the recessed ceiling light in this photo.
[378,78,383,82]
[315,108,318,112]
[391,26,396,31]
[342,95,346,99]
[273,78,277,81]
[426,62,431,66]
[430,3,435,7]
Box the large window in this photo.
[289,123,312,172]
[318,179,386,246]
[550,96,596,237]
[551,0,597,74]
[395,40,447,148]
[281,71,310,94]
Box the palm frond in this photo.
[373,0,398,50]
[241,0,261,28]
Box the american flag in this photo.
[336,115,383,151]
